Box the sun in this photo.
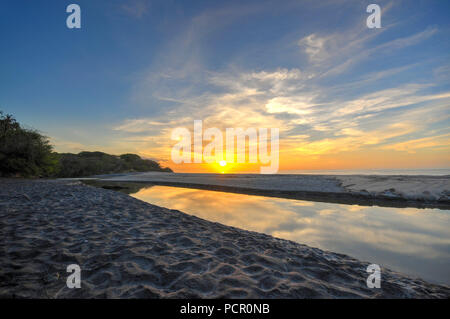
[219,160,227,167]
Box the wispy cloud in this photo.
[120,0,149,19]
[382,133,450,153]
[110,1,450,169]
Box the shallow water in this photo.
[131,185,450,286]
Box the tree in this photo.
[0,111,59,177]
[0,111,173,178]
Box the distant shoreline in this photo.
[84,172,450,209]
[275,168,450,176]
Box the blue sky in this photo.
[1,0,449,171]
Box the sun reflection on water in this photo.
[131,185,450,285]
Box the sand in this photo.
[93,172,450,209]
[338,175,449,201]
[0,179,448,298]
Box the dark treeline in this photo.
[0,111,172,178]
[56,152,172,177]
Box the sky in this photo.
[0,0,449,173]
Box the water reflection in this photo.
[131,185,450,285]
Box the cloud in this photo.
[111,2,449,168]
[118,59,450,163]
[298,25,438,78]
[298,34,328,62]
[381,133,450,153]
[121,0,149,19]
[295,122,419,155]
[114,118,185,133]
[266,96,317,115]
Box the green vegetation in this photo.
[55,151,172,177]
[0,111,172,178]
[0,111,59,177]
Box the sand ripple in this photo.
[0,179,448,298]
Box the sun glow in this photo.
[219,160,227,167]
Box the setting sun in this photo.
[219,160,227,167]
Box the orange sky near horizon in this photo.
[159,147,450,173]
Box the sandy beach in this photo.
[92,172,450,209]
[1,179,448,298]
